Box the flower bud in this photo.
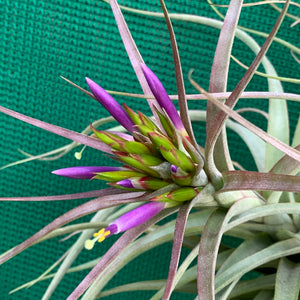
[151,186,201,202]
[52,166,121,179]
[86,78,135,132]
[116,177,170,190]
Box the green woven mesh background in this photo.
[0,0,299,299]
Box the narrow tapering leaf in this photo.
[0,105,112,153]
[163,201,194,299]
[197,209,226,300]
[158,0,197,147]
[0,191,145,264]
[221,170,300,193]
[274,258,300,300]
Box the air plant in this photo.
[0,0,300,299]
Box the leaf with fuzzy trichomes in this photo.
[0,191,145,264]
[0,104,112,154]
[207,0,243,175]
[0,189,111,201]
[102,0,300,56]
[254,290,274,300]
[109,0,157,112]
[77,209,215,299]
[197,209,226,300]
[151,243,201,300]
[228,274,275,299]
[189,110,266,172]
[270,144,300,175]
[226,119,266,172]
[158,0,197,148]
[162,201,194,300]
[215,238,300,293]
[223,203,300,233]
[150,246,235,299]
[274,258,300,300]
[43,203,143,300]
[190,82,300,165]
[217,233,272,276]
[221,170,300,193]
[204,0,290,187]
[0,115,116,169]
[215,233,272,298]
[196,192,263,299]
[231,54,300,84]
[292,116,300,147]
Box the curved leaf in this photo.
[0,191,145,264]
[162,202,194,299]
[274,258,300,300]
[229,274,275,299]
[215,238,300,293]
[204,0,290,186]
[224,203,300,232]
[197,209,226,300]
[207,0,243,173]
[221,170,300,193]
[158,0,197,147]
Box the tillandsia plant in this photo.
[0,0,300,299]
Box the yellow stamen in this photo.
[84,228,111,250]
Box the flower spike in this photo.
[52,166,121,179]
[141,64,188,137]
[86,78,135,133]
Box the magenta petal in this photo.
[86,78,135,133]
[117,179,135,189]
[52,166,121,179]
[141,64,186,133]
[112,201,166,233]
[171,165,178,173]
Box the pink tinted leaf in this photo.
[0,188,117,201]
[159,0,197,147]
[0,191,145,264]
[0,105,112,153]
[207,0,243,172]
[270,144,300,175]
[109,0,155,107]
[221,170,300,192]
[197,209,226,299]
[205,0,290,178]
[67,206,178,299]
[190,83,300,164]
[163,201,194,299]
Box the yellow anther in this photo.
[85,228,111,250]
[93,228,105,238]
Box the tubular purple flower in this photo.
[52,166,122,179]
[85,201,166,249]
[86,78,135,133]
[141,64,187,135]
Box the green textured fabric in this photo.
[0,0,299,299]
